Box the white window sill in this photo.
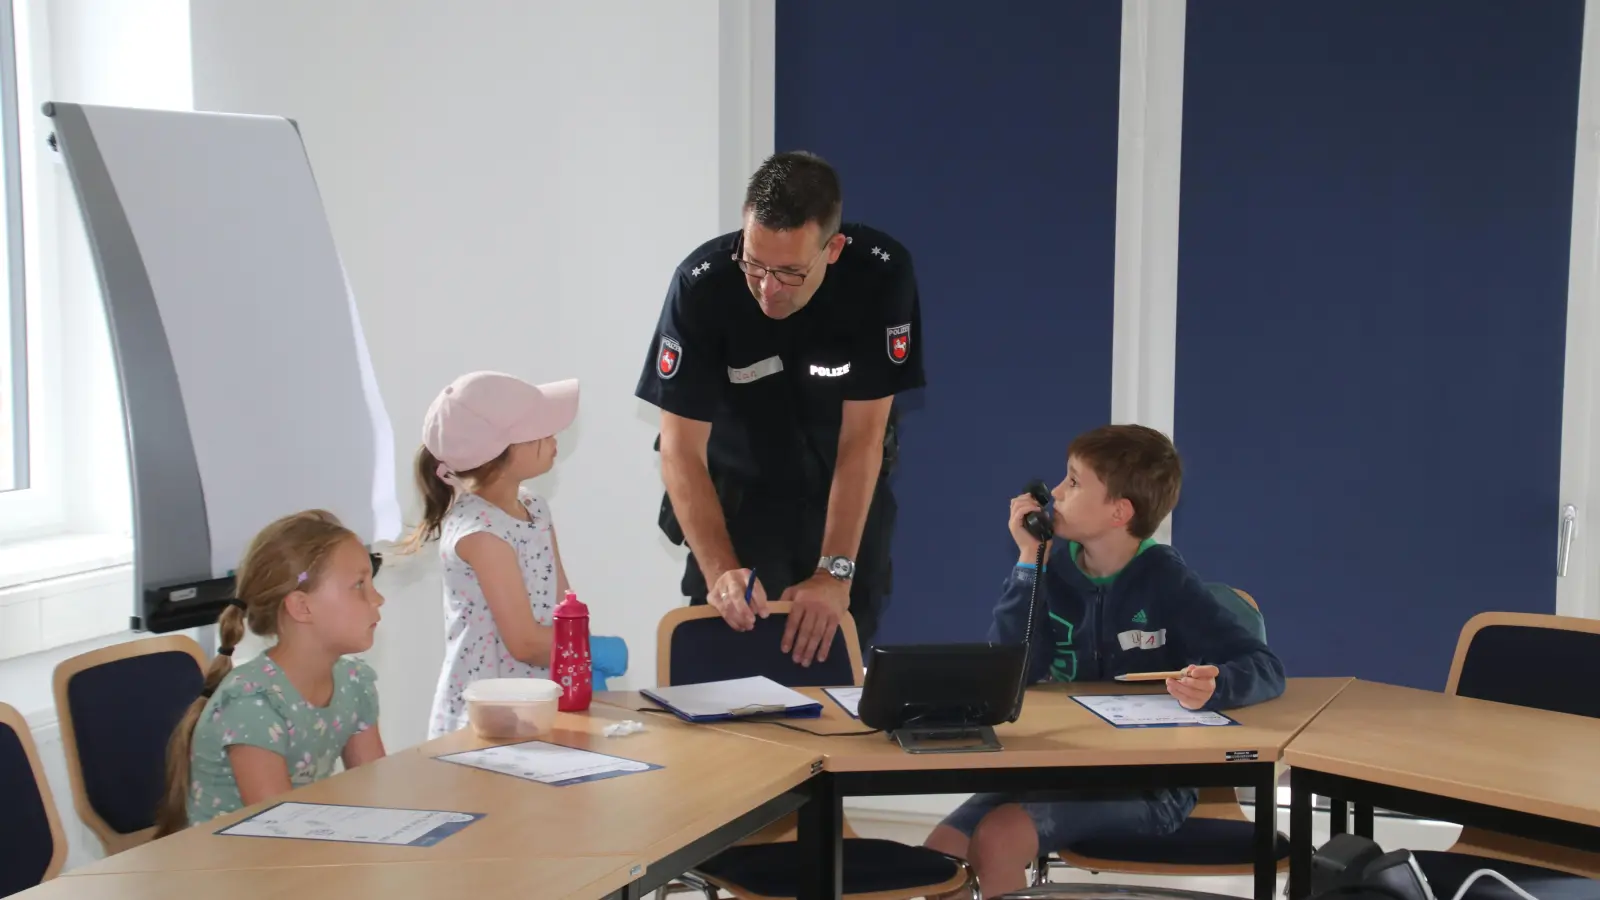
[0,533,134,661]
[0,532,132,588]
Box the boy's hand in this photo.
[1010,493,1054,561]
[1166,665,1219,710]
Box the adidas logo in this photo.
[1131,609,1148,625]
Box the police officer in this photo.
[634,151,924,666]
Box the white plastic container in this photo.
[462,678,563,739]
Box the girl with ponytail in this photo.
[154,510,387,836]
[404,371,581,739]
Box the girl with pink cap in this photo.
[403,371,580,739]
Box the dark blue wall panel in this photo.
[776,0,1122,645]
[1174,2,1582,689]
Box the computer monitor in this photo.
[857,643,1028,753]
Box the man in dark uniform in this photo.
[634,151,924,666]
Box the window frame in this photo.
[0,0,29,495]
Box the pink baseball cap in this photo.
[422,371,579,474]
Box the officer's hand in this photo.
[709,568,770,632]
[779,573,849,667]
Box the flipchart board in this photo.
[46,102,400,632]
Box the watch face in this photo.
[830,558,853,577]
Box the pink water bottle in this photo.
[552,590,592,711]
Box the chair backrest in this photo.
[0,702,66,897]
[1205,583,1267,643]
[1198,585,1265,810]
[53,634,207,854]
[656,601,864,687]
[1446,612,1600,718]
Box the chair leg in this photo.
[658,874,718,900]
[1031,854,1051,886]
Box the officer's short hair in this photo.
[1068,424,1183,540]
[744,151,842,239]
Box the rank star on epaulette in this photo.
[870,247,890,262]
[691,262,710,277]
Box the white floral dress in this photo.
[427,489,557,739]
[187,655,379,826]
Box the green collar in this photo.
[1069,537,1157,585]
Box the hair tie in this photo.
[435,462,460,486]
[297,571,309,584]
[200,686,217,699]
[226,598,246,610]
[217,645,235,657]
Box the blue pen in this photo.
[744,568,757,604]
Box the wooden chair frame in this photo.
[52,634,208,855]
[697,856,977,900]
[656,601,865,688]
[657,604,973,900]
[1440,612,1600,879]
[0,701,68,884]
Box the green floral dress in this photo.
[186,654,380,827]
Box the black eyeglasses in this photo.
[731,232,834,287]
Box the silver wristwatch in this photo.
[818,555,856,581]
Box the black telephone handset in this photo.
[1022,480,1053,542]
[1008,480,1054,722]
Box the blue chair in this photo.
[0,702,66,897]
[1033,585,1290,885]
[656,601,977,900]
[1411,613,1600,891]
[53,634,206,853]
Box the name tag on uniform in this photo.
[728,355,783,384]
[1117,629,1168,651]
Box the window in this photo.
[0,0,138,660]
[0,0,26,495]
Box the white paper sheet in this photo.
[825,686,862,718]
[217,802,482,846]
[438,740,660,787]
[1073,694,1237,728]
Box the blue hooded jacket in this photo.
[993,541,1285,711]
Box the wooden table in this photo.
[19,857,642,900]
[1284,679,1600,899]
[69,703,821,898]
[601,676,1351,900]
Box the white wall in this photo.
[189,0,773,751]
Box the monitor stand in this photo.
[890,724,1003,754]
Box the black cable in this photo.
[1007,538,1048,722]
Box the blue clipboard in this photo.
[641,683,823,724]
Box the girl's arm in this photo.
[226,745,293,806]
[458,532,553,667]
[342,724,386,768]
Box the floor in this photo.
[850,803,1463,898]
[656,801,1465,900]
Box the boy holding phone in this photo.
[924,424,1285,898]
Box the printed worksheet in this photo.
[1073,694,1237,728]
[218,802,483,846]
[437,740,661,787]
[825,687,862,718]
